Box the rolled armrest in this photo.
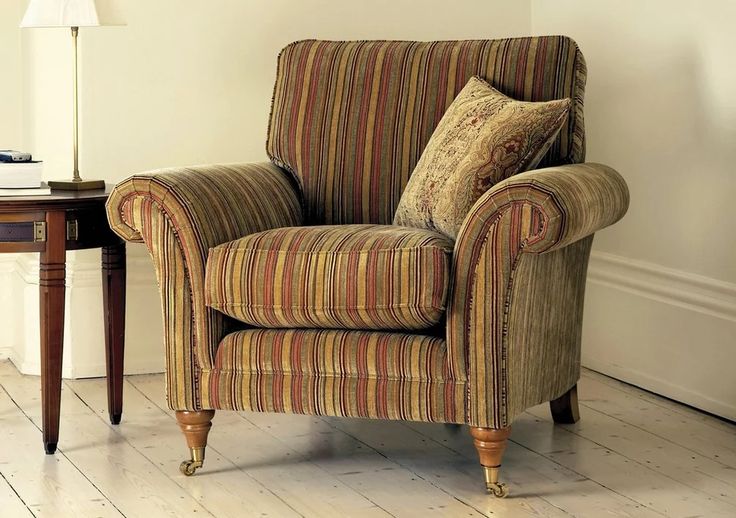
[455,162,629,255]
[448,163,628,428]
[107,162,303,248]
[106,162,302,410]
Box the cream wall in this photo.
[0,0,25,361]
[79,0,530,181]
[0,0,22,149]
[533,0,736,282]
[4,0,733,420]
[532,0,736,419]
[1,0,531,374]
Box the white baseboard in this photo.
[0,246,164,379]
[587,251,736,322]
[583,251,736,421]
[0,255,22,365]
[8,353,164,380]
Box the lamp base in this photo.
[48,179,106,191]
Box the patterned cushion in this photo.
[205,224,453,330]
[268,37,587,225]
[205,329,465,422]
[394,77,571,238]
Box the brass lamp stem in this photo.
[47,27,104,190]
[71,26,80,182]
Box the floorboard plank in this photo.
[582,371,736,434]
[0,472,34,518]
[242,411,487,517]
[404,421,663,518]
[127,375,394,517]
[574,378,736,506]
[1,361,735,518]
[2,368,218,518]
[527,395,736,506]
[68,377,305,518]
[0,383,123,518]
[323,416,576,518]
[517,408,735,518]
[135,377,477,516]
[578,373,736,467]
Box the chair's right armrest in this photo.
[448,163,629,428]
[106,162,302,410]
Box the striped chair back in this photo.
[267,37,587,225]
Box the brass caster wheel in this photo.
[482,466,509,498]
[486,482,509,498]
[179,459,203,476]
[179,446,206,476]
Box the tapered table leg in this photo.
[102,242,126,425]
[39,211,66,454]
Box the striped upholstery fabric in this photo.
[205,225,453,330]
[447,163,629,427]
[268,37,586,225]
[105,38,632,433]
[106,163,303,410]
[204,329,466,423]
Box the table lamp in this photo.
[20,0,125,190]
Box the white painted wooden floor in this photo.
[0,361,734,518]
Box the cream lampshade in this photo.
[20,0,124,28]
[20,0,125,190]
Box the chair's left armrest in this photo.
[106,162,303,410]
[448,163,629,427]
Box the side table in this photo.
[0,186,125,453]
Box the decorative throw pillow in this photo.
[393,76,572,238]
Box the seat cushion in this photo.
[205,224,453,330]
[394,77,571,238]
[204,329,466,423]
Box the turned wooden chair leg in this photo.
[469,426,511,498]
[176,410,215,476]
[550,384,580,424]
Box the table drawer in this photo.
[0,211,47,252]
[0,221,46,242]
[65,207,121,250]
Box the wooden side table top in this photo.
[0,185,126,454]
[0,186,121,253]
[0,186,112,208]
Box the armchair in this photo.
[107,37,629,497]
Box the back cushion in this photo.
[267,37,586,225]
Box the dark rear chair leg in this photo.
[550,384,580,424]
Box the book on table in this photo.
[0,160,49,196]
[0,183,52,197]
